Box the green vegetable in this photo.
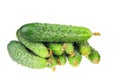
[7,22,101,70]
[16,30,50,58]
[56,54,67,65]
[63,43,75,56]
[47,56,57,68]
[87,47,100,64]
[47,43,64,55]
[68,51,82,67]
[7,41,47,69]
[19,23,92,42]
[79,41,91,56]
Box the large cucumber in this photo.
[19,23,92,42]
[7,40,47,69]
[17,29,50,58]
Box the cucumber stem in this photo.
[70,51,75,57]
[73,60,78,67]
[48,48,53,56]
[52,67,56,71]
[62,43,67,51]
[56,59,61,65]
[92,32,101,36]
[48,58,53,63]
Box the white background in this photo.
[0,0,120,79]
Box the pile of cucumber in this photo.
[7,23,100,70]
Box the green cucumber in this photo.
[56,54,67,65]
[77,41,100,64]
[87,47,100,64]
[47,43,64,55]
[47,56,57,68]
[63,43,75,56]
[16,30,50,58]
[68,51,82,67]
[7,40,47,69]
[79,41,91,56]
[19,23,92,42]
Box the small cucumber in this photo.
[7,40,47,69]
[78,41,91,56]
[19,23,92,42]
[63,43,75,56]
[16,30,50,58]
[87,47,100,64]
[47,43,64,55]
[68,51,82,67]
[47,55,57,68]
[56,54,67,66]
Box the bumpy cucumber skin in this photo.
[87,47,100,64]
[17,30,49,58]
[79,41,91,56]
[19,23,92,42]
[47,56,57,68]
[56,54,67,65]
[68,52,82,67]
[47,43,64,55]
[7,41,47,69]
[64,43,74,55]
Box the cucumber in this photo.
[47,43,64,55]
[47,55,57,68]
[68,51,82,67]
[16,30,50,58]
[77,41,100,64]
[87,47,100,64]
[78,41,91,56]
[7,41,47,69]
[19,23,92,42]
[56,54,67,65]
[63,43,75,56]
